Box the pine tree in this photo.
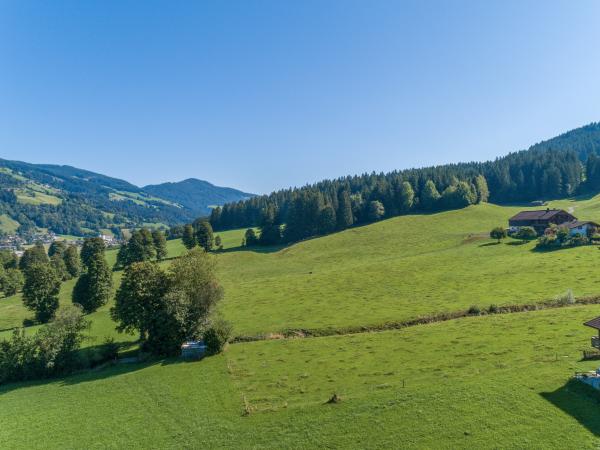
[80,237,106,267]
[209,207,222,230]
[125,229,156,264]
[259,205,281,245]
[318,206,336,234]
[152,229,168,261]
[336,189,354,230]
[50,253,69,281]
[72,240,113,313]
[63,245,80,278]
[182,224,197,249]
[195,221,214,251]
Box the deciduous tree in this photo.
[490,226,507,243]
[195,221,214,251]
[22,263,61,323]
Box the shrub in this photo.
[244,229,259,247]
[0,305,90,384]
[99,337,120,362]
[569,234,589,247]
[489,227,507,243]
[515,226,537,242]
[204,318,233,355]
[1,268,24,296]
[86,337,120,367]
[488,304,499,314]
[554,289,575,306]
[467,305,481,316]
[367,201,385,221]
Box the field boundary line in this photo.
[231,295,600,344]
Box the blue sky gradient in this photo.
[1,1,600,194]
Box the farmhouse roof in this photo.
[509,209,571,221]
[584,317,600,330]
[563,220,600,229]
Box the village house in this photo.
[508,208,576,234]
[99,233,122,247]
[563,220,600,237]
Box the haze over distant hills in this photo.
[0,158,253,236]
[143,179,253,213]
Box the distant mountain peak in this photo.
[143,178,254,214]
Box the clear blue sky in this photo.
[1,1,600,194]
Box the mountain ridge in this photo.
[0,158,253,236]
[143,178,253,213]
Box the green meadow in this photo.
[218,200,600,336]
[3,198,600,448]
[2,305,600,448]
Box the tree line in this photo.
[204,144,600,245]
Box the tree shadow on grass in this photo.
[217,243,289,255]
[0,342,204,396]
[479,242,501,247]
[505,240,529,246]
[540,378,600,436]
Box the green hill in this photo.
[3,199,600,447]
[143,178,253,215]
[0,159,252,235]
[217,198,600,336]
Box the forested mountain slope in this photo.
[210,122,600,242]
[143,178,253,215]
[0,159,251,236]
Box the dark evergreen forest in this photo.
[209,122,600,245]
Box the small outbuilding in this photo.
[584,317,600,350]
[181,341,207,360]
[563,220,600,237]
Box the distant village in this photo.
[0,232,122,256]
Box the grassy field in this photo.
[216,199,600,336]
[14,188,62,206]
[0,213,19,233]
[4,198,600,448]
[2,305,600,448]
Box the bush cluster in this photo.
[204,318,233,355]
[0,305,89,385]
[536,225,590,249]
[111,248,228,357]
